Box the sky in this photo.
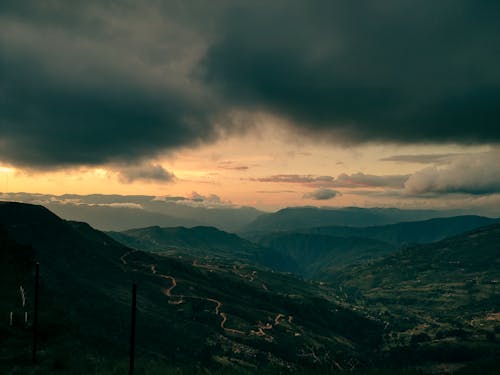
[1,1,499,214]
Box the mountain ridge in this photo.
[243,206,462,233]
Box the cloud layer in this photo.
[404,151,500,195]
[253,172,408,189]
[202,1,500,144]
[380,153,464,164]
[1,1,499,169]
[116,163,175,183]
[0,1,221,168]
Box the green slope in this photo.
[248,215,499,279]
[329,224,500,370]
[255,232,396,278]
[108,225,298,273]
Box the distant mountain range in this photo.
[0,193,264,232]
[1,193,487,235]
[248,215,500,278]
[299,215,500,246]
[242,206,463,233]
[109,215,500,281]
[50,201,263,233]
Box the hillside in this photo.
[255,233,396,278]
[108,226,298,273]
[0,202,383,373]
[0,202,143,366]
[329,224,500,370]
[0,227,36,367]
[110,225,266,257]
[247,215,499,279]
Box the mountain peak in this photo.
[0,201,63,227]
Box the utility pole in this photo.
[129,283,137,375]
[32,262,39,364]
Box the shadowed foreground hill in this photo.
[0,202,383,374]
[0,226,36,367]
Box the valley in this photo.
[0,202,498,374]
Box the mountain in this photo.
[329,224,500,369]
[47,202,204,231]
[247,216,499,279]
[0,202,141,363]
[301,215,500,247]
[243,206,456,233]
[46,202,263,233]
[0,202,383,373]
[0,225,35,364]
[0,193,264,232]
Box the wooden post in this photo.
[32,262,39,364]
[129,283,137,375]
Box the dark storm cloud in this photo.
[0,1,222,168]
[116,163,176,183]
[380,153,464,164]
[1,1,499,170]
[202,1,500,144]
[303,189,338,200]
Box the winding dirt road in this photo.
[122,251,295,338]
[148,260,241,333]
[120,249,140,265]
